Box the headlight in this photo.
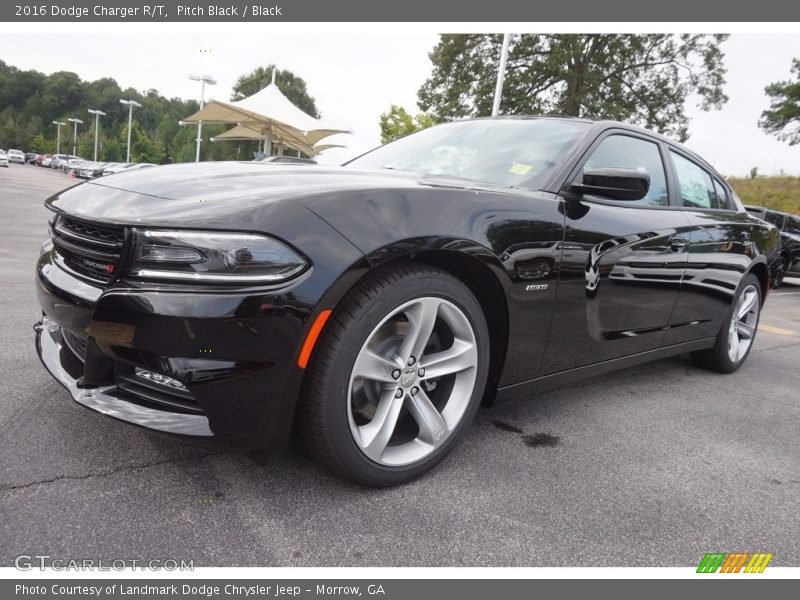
[130,229,307,284]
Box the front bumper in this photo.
[34,249,316,448]
[36,319,213,436]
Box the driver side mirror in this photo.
[567,168,650,201]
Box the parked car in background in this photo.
[99,163,135,176]
[50,154,68,169]
[89,162,115,178]
[76,162,115,179]
[41,154,54,167]
[36,154,51,166]
[75,161,94,179]
[7,149,25,164]
[0,151,8,168]
[745,205,800,286]
[25,152,39,164]
[34,116,780,485]
[50,154,80,170]
[64,159,86,176]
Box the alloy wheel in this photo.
[727,284,760,363]
[347,297,479,466]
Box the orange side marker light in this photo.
[297,309,332,369]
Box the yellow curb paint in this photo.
[759,324,798,336]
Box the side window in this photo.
[670,151,721,209]
[582,135,669,206]
[765,211,786,230]
[787,216,800,235]
[746,207,766,219]
[712,179,731,210]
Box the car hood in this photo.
[46,161,513,226]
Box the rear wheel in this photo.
[300,263,490,486]
[690,273,762,373]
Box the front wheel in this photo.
[691,273,762,373]
[300,263,490,486]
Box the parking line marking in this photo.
[759,324,798,336]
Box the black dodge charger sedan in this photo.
[35,117,779,485]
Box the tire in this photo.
[300,262,490,486]
[690,273,762,373]
[772,254,787,289]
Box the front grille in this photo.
[51,215,125,284]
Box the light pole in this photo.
[189,74,216,162]
[492,33,511,116]
[52,121,65,155]
[119,99,141,162]
[87,109,106,161]
[67,118,83,157]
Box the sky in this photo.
[1,31,799,175]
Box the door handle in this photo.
[670,236,689,251]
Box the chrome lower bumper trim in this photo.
[35,318,213,437]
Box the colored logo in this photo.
[697,552,773,573]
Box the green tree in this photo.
[120,122,165,163]
[379,105,436,143]
[0,58,309,162]
[231,65,319,117]
[760,58,800,145]
[418,34,728,141]
[103,139,123,162]
[74,130,93,158]
[28,133,52,154]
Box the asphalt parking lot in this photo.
[1,164,798,567]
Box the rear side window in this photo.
[765,211,786,229]
[712,179,731,210]
[670,151,726,210]
[787,216,800,235]
[582,135,669,206]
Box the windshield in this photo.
[346,118,588,188]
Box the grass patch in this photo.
[728,176,800,214]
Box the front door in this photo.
[540,132,691,375]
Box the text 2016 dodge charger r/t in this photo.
[35,117,779,485]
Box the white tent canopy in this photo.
[183,83,350,155]
[210,123,345,157]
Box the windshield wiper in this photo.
[420,172,519,190]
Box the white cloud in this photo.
[1,32,799,174]
[683,34,800,177]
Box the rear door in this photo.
[540,131,691,375]
[662,150,757,344]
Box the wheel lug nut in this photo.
[395,389,403,398]
[411,387,418,395]
[408,356,416,366]
[418,368,425,377]
[392,369,401,380]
